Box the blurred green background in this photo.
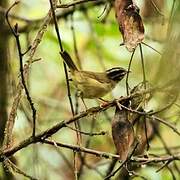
[0,0,180,179]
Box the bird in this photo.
[60,51,128,99]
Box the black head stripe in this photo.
[106,67,124,73]
[106,67,127,81]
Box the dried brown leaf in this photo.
[115,0,144,51]
[112,104,134,161]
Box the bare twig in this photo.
[0,87,179,161]
[166,165,177,180]
[49,1,78,177]
[132,154,180,164]
[1,138,180,167]
[105,158,118,177]
[105,143,139,179]
[152,116,180,136]
[4,159,38,180]
[65,124,106,136]
[49,0,75,116]
[0,5,32,22]
[118,103,180,136]
[156,160,171,172]
[126,49,135,95]
[3,3,53,149]
[139,44,146,90]
[141,42,162,55]
[5,1,36,139]
[42,139,120,159]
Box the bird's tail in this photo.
[60,51,78,71]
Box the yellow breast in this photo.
[72,71,116,99]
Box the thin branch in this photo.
[97,3,108,19]
[152,116,180,136]
[126,49,135,95]
[156,160,171,172]
[132,154,180,164]
[65,124,106,136]
[5,1,36,138]
[118,103,180,136]
[42,139,120,159]
[0,87,179,161]
[166,165,177,180]
[139,44,146,90]
[1,139,180,166]
[49,0,75,116]
[9,0,107,34]
[4,159,38,180]
[49,0,63,52]
[3,4,53,149]
[49,1,79,177]
[141,42,162,55]
[105,158,118,177]
[150,95,177,115]
[0,5,32,23]
[105,143,139,179]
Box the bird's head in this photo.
[106,67,129,82]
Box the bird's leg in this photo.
[77,91,88,110]
[81,97,88,110]
[98,98,110,108]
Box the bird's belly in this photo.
[71,72,116,99]
[77,83,113,99]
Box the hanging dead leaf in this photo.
[114,0,145,51]
[112,104,134,161]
